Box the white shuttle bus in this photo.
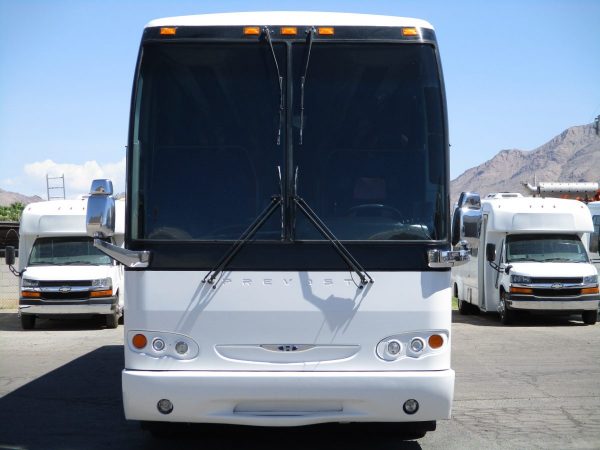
[85,12,468,437]
[4,198,124,329]
[452,192,599,324]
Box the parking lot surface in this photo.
[0,310,599,449]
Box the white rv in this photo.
[5,198,124,329]
[452,193,599,324]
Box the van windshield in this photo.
[29,237,113,266]
[506,234,589,263]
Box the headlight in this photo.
[511,275,531,284]
[583,275,598,285]
[22,279,40,288]
[92,277,112,289]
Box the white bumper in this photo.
[122,369,455,426]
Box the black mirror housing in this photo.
[486,243,496,262]
[5,246,15,266]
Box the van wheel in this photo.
[21,314,36,330]
[455,284,469,315]
[498,291,514,325]
[105,312,119,329]
[582,310,598,325]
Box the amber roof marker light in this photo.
[401,27,418,37]
[243,26,261,35]
[317,27,335,36]
[160,27,177,36]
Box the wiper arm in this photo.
[294,196,373,288]
[262,27,284,146]
[299,27,315,145]
[203,195,283,287]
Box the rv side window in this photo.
[506,234,589,264]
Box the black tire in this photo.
[105,312,119,329]
[582,310,598,325]
[21,314,36,330]
[498,290,514,325]
[455,284,469,315]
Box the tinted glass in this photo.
[132,44,285,240]
[506,234,589,263]
[29,237,112,266]
[292,44,446,240]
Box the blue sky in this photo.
[1,0,599,198]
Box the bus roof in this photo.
[146,11,434,30]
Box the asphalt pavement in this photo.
[0,310,599,450]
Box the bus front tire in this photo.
[105,312,119,329]
[582,310,598,325]
[20,314,36,330]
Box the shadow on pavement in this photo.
[0,345,423,450]
[452,309,591,328]
[0,311,113,332]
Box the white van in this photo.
[452,192,599,324]
[5,198,124,329]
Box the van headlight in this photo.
[583,275,598,285]
[22,279,40,288]
[92,277,112,289]
[510,275,531,284]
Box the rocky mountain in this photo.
[0,188,43,207]
[451,123,600,204]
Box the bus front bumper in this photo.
[506,295,599,311]
[122,369,455,426]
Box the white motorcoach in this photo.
[452,192,599,324]
[5,198,124,329]
[84,12,469,438]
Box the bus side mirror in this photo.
[486,243,496,262]
[87,179,116,238]
[5,246,15,266]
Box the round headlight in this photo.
[175,341,189,355]
[152,338,166,352]
[387,340,402,356]
[410,338,424,353]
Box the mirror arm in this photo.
[93,239,150,268]
[428,241,471,268]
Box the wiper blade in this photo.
[299,27,315,145]
[294,196,373,288]
[262,27,284,146]
[203,195,283,287]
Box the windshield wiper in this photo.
[299,27,315,145]
[262,27,284,146]
[293,195,373,288]
[203,195,283,287]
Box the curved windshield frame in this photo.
[29,237,113,266]
[506,234,590,263]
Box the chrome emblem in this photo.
[551,283,563,289]
[59,286,72,293]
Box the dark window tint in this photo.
[292,44,446,240]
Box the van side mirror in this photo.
[87,179,116,238]
[5,246,15,266]
[486,243,496,262]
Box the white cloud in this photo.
[23,158,126,198]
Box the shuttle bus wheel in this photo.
[20,314,36,330]
[105,312,119,329]
[582,310,597,325]
[498,291,514,325]
[455,284,469,315]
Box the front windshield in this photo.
[29,237,113,266]
[506,234,589,263]
[292,43,446,240]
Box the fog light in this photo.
[152,338,165,352]
[175,341,188,355]
[410,338,424,353]
[387,340,402,355]
[403,399,419,414]
[157,398,173,414]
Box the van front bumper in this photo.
[507,295,599,311]
[122,369,455,426]
[19,296,119,316]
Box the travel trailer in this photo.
[452,192,599,324]
[5,198,124,329]
[84,12,469,438]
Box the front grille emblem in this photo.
[59,286,72,293]
[551,283,563,289]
